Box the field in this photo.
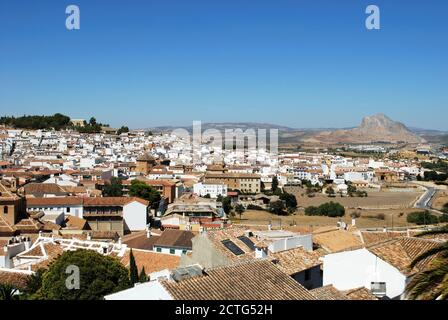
[432,190,448,211]
[284,186,423,210]
[232,186,426,229]
[233,208,426,229]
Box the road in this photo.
[415,187,436,210]
[414,187,446,215]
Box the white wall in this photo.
[123,201,148,231]
[268,234,313,253]
[27,205,83,218]
[0,242,28,268]
[323,248,406,299]
[153,246,187,256]
[104,280,173,300]
[193,183,227,198]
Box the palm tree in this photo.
[0,283,18,300]
[405,225,448,300]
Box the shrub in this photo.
[304,202,345,217]
[376,213,386,220]
[407,211,439,225]
[246,204,265,211]
[305,206,320,216]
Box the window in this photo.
[170,249,175,255]
[304,269,311,281]
[67,207,71,213]
[3,206,8,214]
[156,247,162,253]
[182,250,187,254]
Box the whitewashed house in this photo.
[193,182,227,198]
[323,237,440,299]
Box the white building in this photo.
[322,237,440,299]
[193,182,227,198]
[26,198,84,218]
[122,199,151,231]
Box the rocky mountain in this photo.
[148,114,428,145]
[303,113,425,144]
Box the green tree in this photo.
[129,249,139,285]
[0,113,71,130]
[38,249,131,300]
[102,177,123,197]
[269,200,286,215]
[139,267,148,283]
[235,204,245,220]
[279,192,297,211]
[222,196,232,215]
[347,184,357,195]
[304,202,345,217]
[424,171,448,182]
[305,206,320,216]
[272,176,279,193]
[89,117,97,126]
[117,126,129,135]
[128,180,161,209]
[0,283,19,300]
[21,268,45,299]
[325,186,336,197]
[405,226,448,300]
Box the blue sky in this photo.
[0,0,447,130]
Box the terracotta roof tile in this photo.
[269,246,322,275]
[367,237,441,276]
[120,249,180,275]
[0,271,30,289]
[343,287,379,300]
[313,229,364,253]
[161,259,316,300]
[153,229,195,249]
[311,285,348,300]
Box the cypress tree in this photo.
[129,249,139,285]
[139,267,148,283]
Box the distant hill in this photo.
[147,122,297,133]
[146,115,443,145]
[302,113,425,144]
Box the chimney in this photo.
[268,224,272,231]
[352,218,356,226]
[255,247,267,259]
[118,237,122,246]
[383,227,387,233]
[87,233,92,241]
[406,229,410,237]
[24,237,31,250]
[146,229,151,238]
[3,245,7,253]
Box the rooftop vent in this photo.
[172,265,204,282]
[370,282,387,297]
